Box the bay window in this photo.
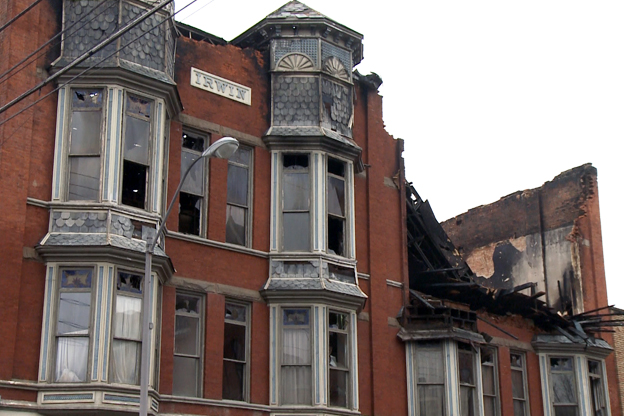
[588,360,607,416]
[328,311,349,407]
[179,131,207,236]
[327,158,346,256]
[121,95,152,209]
[415,341,445,416]
[67,89,103,201]
[510,352,529,416]
[282,154,310,252]
[173,292,203,397]
[281,308,312,405]
[55,268,93,382]
[458,343,476,416]
[549,357,578,416]
[481,347,499,416]
[111,271,143,385]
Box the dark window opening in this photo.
[183,132,205,152]
[283,154,308,169]
[328,217,345,256]
[130,220,154,239]
[328,263,355,284]
[121,160,147,208]
[223,302,247,401]
[328,158,345,177]
[179,193,202,235]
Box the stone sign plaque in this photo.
[191,67,251,106]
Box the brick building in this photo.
[0,1,619,416]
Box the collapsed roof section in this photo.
[404,182,622,344]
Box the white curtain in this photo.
[112,295,142,384]
[112,340,140,384]
[282,328,311,404]
[114,296,141,339]
[55,337,88,382]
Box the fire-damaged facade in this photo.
[0,0,620,415]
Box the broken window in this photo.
[55,268,93,382]
[223,301,249,401]
[327,157,346,256]
[481,347,499,416]
[111,271,143,385]
[458,343,476,416]
[173,292,202,397]
[282,154,310,251]
[588,360,607,416]
[415,341,445,416]
[226,146,252,246]
[121,95,151,209]
[68,89,103,201]
[550,357,578,416]
[328,311,349,407]
[511,352,529,416]
[179,130,207,235]
[281,308,312,405]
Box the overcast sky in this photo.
[175,0,624,307]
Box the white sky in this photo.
[175,0,624,307]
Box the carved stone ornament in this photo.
[323,56,349,81]
[276,53,314,71]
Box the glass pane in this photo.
[281,366,311,405]
[327,175,345,217]
[70,111,101,154]
[181,149,204,195]
[72,89,102,108]
[179,192,202,235]
[282,328,310,365]
[124,116,150,165]
[126,95,151,117]
[418,385,444,416]
[283,309,309,326]
[121,160,147,208]
[511,369,525,399]
[459,350,474,384]
[55,337,89,382]
[460,386,475,416]
[224,322,246,361]
[552,373,577,403]
[283,172,309,210]
[329,369,348,407]
[182,131,204,152]
[483,396,495,416]
[225,303,247,322]
[68,156,100,200]
[329,311,349,330]
[283,212,310,251]
[482,366,495,395]
[416,342,444,384]
[223,360,245,400]
[329,332,348,369]
[173,355,199,397]
[511,353,523,369]
[117,272,142,294]
[554,406,578,416]
[111,339,140,384]
[114,295,142,340]
[175,315,199,356]
[61,269,92,288]
[513,400,526,416]
[226,205,246,246]
[229,146,250,166]
[57,292,91,335]
[227,164,248,206]
[176,294,201,314]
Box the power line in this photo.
[0,0,201,137]
[0,0,175,117]
[0,0,118,85]
[0,0,45,33]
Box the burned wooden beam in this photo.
[477,316,519,340]
[409,289,435,310]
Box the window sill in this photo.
[159,394,271,411]
[166,230,268,258]
[270,405,361,416]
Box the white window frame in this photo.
[178,129,209,237]
[326,156,349,258]
[279,306,313,405]
[222,300,250,401]
[280,153,312,252]
[548,355,579,416]
[480,346,500,416]
[172,291,204,397]
[328,309,351,408]
[53,267,95,383]
[588,359,608,416]
[457,342,477,416]
[226,145,253,247]
[510,351,529,416]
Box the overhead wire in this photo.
[0,0,203,143]
[0,0,119,85]
[0,0,45,33]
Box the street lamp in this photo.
[139,136,239,416]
